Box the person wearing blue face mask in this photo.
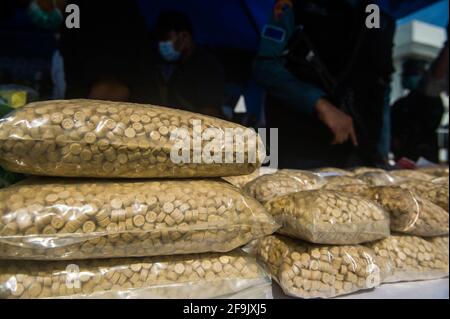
[138,10,225,118]
[27,0,64,32]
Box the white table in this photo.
[271,278,449,299]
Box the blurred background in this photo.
[0,0,448,167]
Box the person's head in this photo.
[401,59,427,91]
[27,0,65,31]
[154,10,194,62]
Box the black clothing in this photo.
[266,0,395,169]
[391,90,444,163]
[140,48,225,114]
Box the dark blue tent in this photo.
[1,0,446,53]
[136,0,446,51]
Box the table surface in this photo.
[271,278,449,299]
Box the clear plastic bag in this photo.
[321,176,367,190]
[355,171,401,186]
[327,183,372,194]
[367,235,449,283]
[264,190,390,244]
[390,169,435,182]
[243,170,325,204]
[312,167,353,177]
[426,236,449,253]
[418,166,449,178]
[0,250,271,299]
[361,186,448,236]
[0,99,262,178]
[256,235,391,299]
[398,180,449,212]
[351,167,387,175]
[431,177,449,185]
[222,167,277,189]
[0,178,278,260]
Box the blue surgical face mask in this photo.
[28,0,63,31]
[158,41,181,62]
[403,75,422,91]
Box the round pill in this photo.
[133,215,145,228]
[150,131,160,140]
[130,114,140,123]
[82,221,96,233]
[158,126,169,136]
[174,263,185,274]
[84,132,97,144]
[105,119,116,130]
[145,211,157,223]
[163,202,174,213]
[45,194,58,203]
[51,216,65,230]
[80,149,93,161]
[51,113,63,124]
[111,199,123,209]
[141,115,150,123]
[124,128,136,138]
[62,118,74,130]
[70,144,82,155]
[132,123,143,131]
[11,283,25,297]
[117,154,128,164]
[201,260,212,270]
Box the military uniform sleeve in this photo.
[253,0,325,115]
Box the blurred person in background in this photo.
[391,25,448,163]
[138,10,225,118]
[253,0,395,169]
[421,24,449,98]
[28,0,150,102]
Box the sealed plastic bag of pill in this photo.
[390,169,435,182]
[397,180,449,212]
[367,235,449,283]
[222,167,277,189]
[431,177,449,186]
[351,167,387,175]
[357,186,448,237]
[312,167,353,177]
[418,166,449,178]
[0,178,278,260]
[243,170,325,204]
[264,190,390,245]
[0,250,271,299]
[354,171,402,186]
[321,176,367,190]
[0,99,263,178]
[256,235,392,299]
[331,185,448,236]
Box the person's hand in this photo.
[315,98,358,146]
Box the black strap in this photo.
[285,22,369,146]
[286,22,367,96]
